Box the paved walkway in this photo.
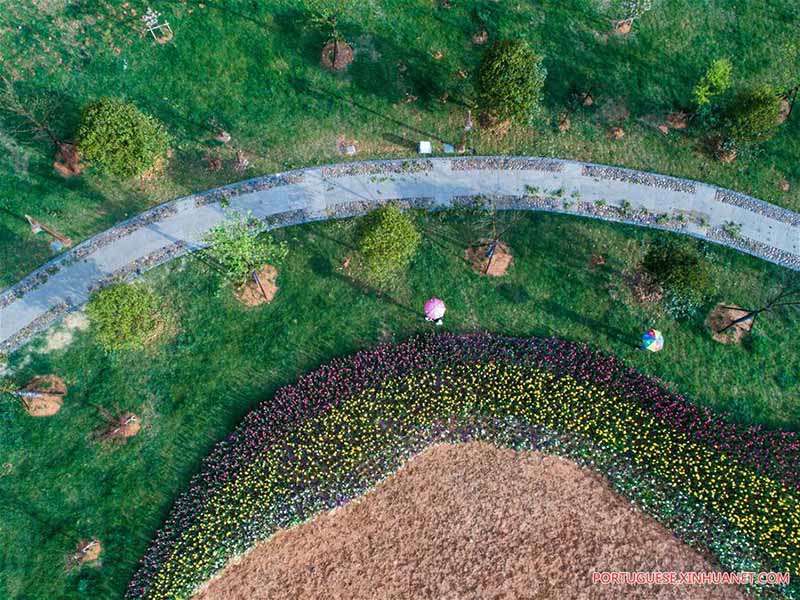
[1,156,798,354]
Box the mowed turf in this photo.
[1,0,798,285]
[0,211,798,599]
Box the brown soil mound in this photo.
[118,413,141,438]
[667,112,688,129]
[53,143,83,177]
[479,113,512,137]
[234,265,278,307]
[321,41,353,71]
[778,99,790,125]
[707,302,753,344]
[465,240,513,276]
[628,270,663,304]
[72,539,102,566]
[22,375,66,417]
[614,19,632,34]
[193,443,744,600]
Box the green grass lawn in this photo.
[1,0,798,285]
[0,211,798,599]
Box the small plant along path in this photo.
[1,156,798,353]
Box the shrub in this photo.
[86,283,162,351]
[476,39,547,124]
[77,97,170,178]
[693,58,732,108]
[723,86,782,145]
[641,238,711,306]
[356,204,421,280]
[204,213,288,285]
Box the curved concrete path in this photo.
[1,156,798,354]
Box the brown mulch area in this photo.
[465,241,513,277]
[627,269,664,304]
[234,265,278,307]
[193,443,744,600]
[22,375,66,416]
[321,41,353,71]
[707,302,753,344]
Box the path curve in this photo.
[1,156,798,353]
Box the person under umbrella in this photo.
[639,329,664,352]
[424,297,446,326]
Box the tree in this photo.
[476,40,547,125]
[203,212,288,300]
[86,283,163,352]
[307,0,356,70]
[0,75,62,148]
[356,204,421,281]
[693,58,732,109]
[77,97,170,178]
[641,238,711,306]
[717,285,800,334]
[723,86,782,145]
[0,75,82,174]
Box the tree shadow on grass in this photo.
[538,298,634,346]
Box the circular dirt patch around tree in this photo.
[22,375,66,417]
[234,265,279,307]
[707,302,754,345]
[614,19,632,34]
[118,413,141,438]
[73,539,102,565]
[466,240,513,277]
[321,41,353,71]
[53,143,83,177]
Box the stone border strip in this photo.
[1,156,798,355]
[714,189,800,227]
[451,157,564,172]
[194,173,305,208]
[582,164,696,193]
[707,228,800,270]
[320,159,432,179]
[0,301,72,354]
[87,242,192,294]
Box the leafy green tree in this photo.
[356,204,421,281]
[642,238,711,307]
[306,0,357,69]
[693,58,732,108]
[723,86,782,145]
[204,212,288,288]
[77,97,170,178]
[476,39,547,124]
[87,283,163,351]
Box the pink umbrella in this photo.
[424,297,446,322]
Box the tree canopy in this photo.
[356,204,421,281]
[476,39,547,124]
[77,97,170,178]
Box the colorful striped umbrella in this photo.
[641,329,664,352]
[424,297,446,321]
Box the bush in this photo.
[356,204,421,280]
[204,213,288,285]
[693,58,732,108]
[641,238,711,306]
[723,86,782,145]
[77,97,170,178]
[86,283,163,351]
[476,39,546,124]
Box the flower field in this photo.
[126,334,800,599]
